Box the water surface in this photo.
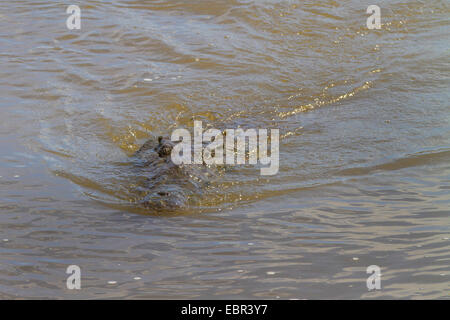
[0,0,449,299]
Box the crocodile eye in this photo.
[157,191,169,196]
[157,143,173,157]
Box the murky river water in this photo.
[0,0,449,299]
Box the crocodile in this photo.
[133,136,218,210]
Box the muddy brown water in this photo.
[0,0,449,298]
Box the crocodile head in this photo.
[132,136,216,211]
